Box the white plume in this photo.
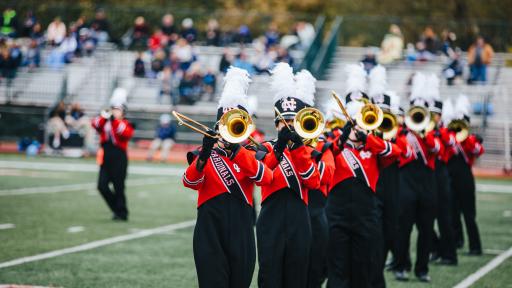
[368,65,387,99]
[295,69,316,106]
[246,96,259,116]
[425,74,440,101]
[346,100,364,119]
[410,72,427,101]
[271,62,296,104]
[387,90,401,115]
[455,94,471,117]
[441,98,455,124]
[323,97,346,122]
[218,66,251,109]
[345,63,367,97]
[110,87,127,108]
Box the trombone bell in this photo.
[448,119,470,142]
[294,107,326,139]
[218,109,255,144]
[355,103,384,131]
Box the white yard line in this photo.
[0,223,15,230]
[0,220,196,269]
[0,160,184,176]
[477,183,512,194]
[453,246,512,288]
[0,177,173,196]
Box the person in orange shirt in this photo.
[467,36,494,84]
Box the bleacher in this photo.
[1,41,511,170]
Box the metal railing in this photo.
[299,16,326,71]
[311,16,343,80]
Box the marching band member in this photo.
[91,88,134,221]
[368,66,403,287]
[428,76,459,265]
[256,63,320,288]
[306,75,336,288]
[447,94,484,255]
[326,64,401,288]
[394,73,442,282]
[182,67,273,288]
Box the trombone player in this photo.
[180,67,273,288]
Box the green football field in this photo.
[0,154,511,287]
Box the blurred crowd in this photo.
[361,24,495,85]
[129,13,315,105]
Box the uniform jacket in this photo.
[439,126,457,163]
[331,133,401,192]
[259,142,320,204]
[311,139,335,196]
[183,146,273,207]
[91,116,134,152]
[398,127,441,170]
[455,134,484,166]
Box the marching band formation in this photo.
[179,62,484,288]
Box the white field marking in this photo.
[0,219,196,269]
[503,210,512,218]
[453,246,512,288]
[0,223,15,230]
[0,168,65,178]
[477,183,512,194]
[66,226,85,233]
[0,177,172,196]
[0,160,185,176]
[484,249,506,255]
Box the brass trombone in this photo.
[172,109,257,144]
[405,106,431,133]
[274,107,326,140]
[331,91,383,131]
[448,119,470,142]
[377,111,399,140]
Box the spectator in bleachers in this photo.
[265,23,280,48]
[147,113,176,162]
[59,30,78,63]
[443,47,464,85]
[440,30,457,57]
[160,13,178,44]
[148,29,167,52]
[361,48,378,73]
[65,103,91,149]
[21,10,36,38]
[131,16,150,49]
[467,36,494,85]
[30,22,44,43]
[179,64,203,104]
[254,43,276,74]
[0,44,19,90]
[77,28,97,57]
[377,24,403,64]
[414,41,435,62]
[295,21,315,49]
[172,38,194,70]
[233,51,255,75]
[180,18,197,43]
[149,48,166,77]
[420,26,440,54]
[219,48,234,74]
[205,19,221,46]
[47,17,66,46]
[23,39,41,70]
[202,68,217,101]
[158,66,178,104]
[276,46,294,67]
[89,8,110,43]
[46,102,70,150]
[133,51,146,77]
[234,25,252,44]
[0,7,18,37]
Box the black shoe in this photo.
[438,258,458,266]
[430,252,440,262]
[394,271,409,281]
[112,214,128,221]
[416,273,431,283]
[468,249,482,256]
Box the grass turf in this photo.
[0,154,511,287]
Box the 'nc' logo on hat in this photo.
[281,98,297,111]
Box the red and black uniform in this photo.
[431,126,458,263]
[307,138,335,288]
[326,133,401,288]
[256,141,320,288]
[448,134,484,253]
[395,128,442,277]
[372,134,412,288]
[183,145,273,288]
[91,115,134,220]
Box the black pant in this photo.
[372,162,399,288]
[432,161,458,261]
[448,155,482,251]
[395,160,436,276]
[97,144,128,219]
[257,188,312,288]
[193,193,256,288]
[326,178,378,288]
[307,189,328,288]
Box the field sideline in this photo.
[0,154,511,287]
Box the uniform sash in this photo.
[407,133,427,165]
[210,150,248,204]
[341,149,371,188]
[278,153,303,199]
